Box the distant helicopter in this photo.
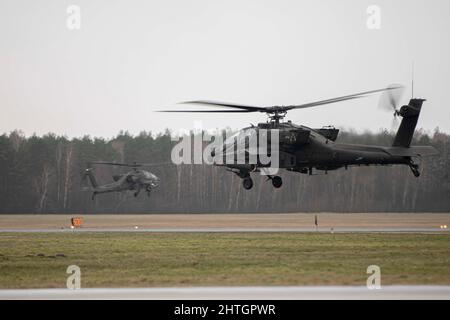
[160,85,438,190]
[84,162,161,199]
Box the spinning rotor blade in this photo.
[159,109,256,113]
[134,162,173,167]
[158,100,266,113]
[378,84,405,112]
[283,86,404,111]
[391,116,400,131]
[159,85,403,114]
[89,161,137,167]
[180,100,266,111]
[89,161,172,168]
[378,84,405,131]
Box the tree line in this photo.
[0,128,449,213]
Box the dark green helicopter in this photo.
[161,85,438,190]
[84,162,161,199]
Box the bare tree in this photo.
[63,143,74,210]
[34,164,51,213]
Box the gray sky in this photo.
[1,0,449,138]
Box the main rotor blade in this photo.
[158,109,256,113]
[134,162,174,167]
[283,86,403,111]
[158,86,403,114]
[89,161,138,167]
[89,161,172,167]
[180,100,266,111]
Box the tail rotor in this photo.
[378,84,405,131]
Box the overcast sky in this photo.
[0,0,449,138]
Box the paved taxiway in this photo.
[1,286,449,300]
[0,227,448,233]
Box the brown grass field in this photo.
[0,232,449,288]
[0,214,449,288]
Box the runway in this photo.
[1,213,449,233]
[0,227,448,233]
[1,286,449,300]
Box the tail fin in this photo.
[84,168,98,188]
[392,98,425,147]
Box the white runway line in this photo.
[1,286,449,300]
[0,227,449,233]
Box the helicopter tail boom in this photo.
[84,168,98,188]
[384,145,438,157]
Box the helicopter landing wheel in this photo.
[243,177,254,190]
[272,176,282,188]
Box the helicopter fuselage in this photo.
[217,122,409,172]
[85,168,160,199]
[214,103,437,190]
